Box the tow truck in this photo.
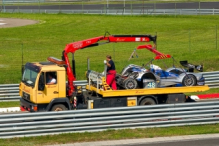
[19,34,209,112]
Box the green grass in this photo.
[185,88,219,96]
[196,88,219,95]
[0,124,219,146]
[0,101,19,107]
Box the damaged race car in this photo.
[115,42,205,89]
[116,61,205,89]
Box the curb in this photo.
[190,93,219,101]
[0,107,20,113]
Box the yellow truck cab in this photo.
[20,62,70,112]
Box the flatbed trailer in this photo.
[83,75,209,109]
[86,84,209,97]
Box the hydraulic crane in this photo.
[47,34,171,97]
[48,34,160,97]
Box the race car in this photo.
[116,63,205,89]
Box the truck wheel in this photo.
[51,104,67,111]
[140,98,156,105]
[182,75,197,86]
[123,78,138,89]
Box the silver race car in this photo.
[116,62,205,89]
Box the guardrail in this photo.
[0,80,87,102]
[1,9,219,15]
[0,71,218,102]
[0,101,219,139]
[202,71,219,88]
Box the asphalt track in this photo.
[3,2,219,10]
[121,138,219,146]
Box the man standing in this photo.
[105,55,117,90]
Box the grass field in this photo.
[0,124,219,146]
[0,101,20,107]
[0,13,219,84]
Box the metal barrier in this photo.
[202,71,219,88]
[0,71,218,102]
[1,8,219,15]
[0,101,219,138]
[0,80,87,102]
[0,0,45,3]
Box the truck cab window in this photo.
[46,72,57,85]
[22,68,38,87]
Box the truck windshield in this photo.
[22,66,39,87]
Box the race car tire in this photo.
[123,78,138,89]
[182,74,197,86]
[140,98,156,105]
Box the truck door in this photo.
[36,72,45,103]
[36,71,59,103]
[44,72,59,101]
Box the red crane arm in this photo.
[64,36,105,54]
[63,35,157,54]
[62,35,157,96]
[137,44,171,59]
[106,35,156,42]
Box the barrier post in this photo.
[199,1,200,15]
[82,0,84,13]
[189,29,191,52]
[124,0,125,14]
[38,0,41,13]
[3,0,5,12]
[107,0,108,14]
[18,0,20,13]
[131,0,132,15]
[216,25,218,49]
[143,0,144,15]
[175,0,176,17]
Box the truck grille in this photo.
[22,92,30,101]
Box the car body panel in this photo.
[117,64,205,89]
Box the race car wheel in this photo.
[140,98,156,105]
[182,75,197,86]
[123,78,138,89]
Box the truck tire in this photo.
[123,78,138,89]
[140,98,156,105]
[51,104,67,111]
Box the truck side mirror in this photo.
[38,74,45,91]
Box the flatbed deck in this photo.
[86,85,209,97]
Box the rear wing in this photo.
[180,60,203,72]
